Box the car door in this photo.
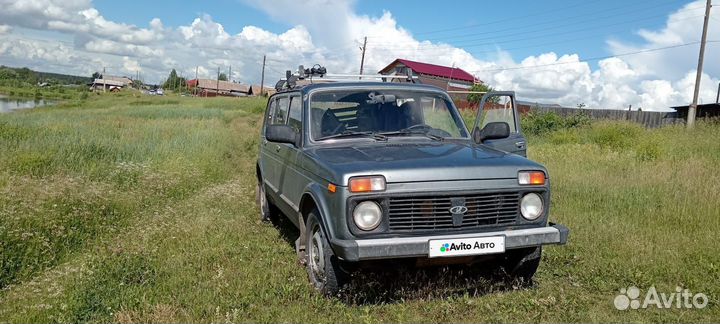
[472,91,527,157]
[276,93,306,223]
[262,95,290,198]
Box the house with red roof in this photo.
[378,58,482,108]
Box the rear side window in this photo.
[273,97,289,125]
[288,96,302,132]
[265,99,277,127]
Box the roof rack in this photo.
[275,64,417,91]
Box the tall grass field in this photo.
[0,93,718,322]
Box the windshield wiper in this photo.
[379,129,445,141]
[316,130,387,141]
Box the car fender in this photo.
[301,182,337,244]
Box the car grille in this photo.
[387,192,520,232]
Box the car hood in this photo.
[304,140,545,185]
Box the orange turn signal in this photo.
[518,171,546,185]
[349,176,386,193]
[327,183,336,193]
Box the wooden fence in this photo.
[526,106,684,128]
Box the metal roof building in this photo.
[379,58,482,108]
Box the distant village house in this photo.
[187,79,275,97]
[379,58,482,108]
[90,76,133,92]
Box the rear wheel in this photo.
[256,181,276,222]
[502,246,542,283]
[305,211,347,295]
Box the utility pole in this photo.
[687,0,712,129]
[716,82,719,104]
[359,36,367,79]
[228,65,232,82]
[194,66,198,96]
[446,63,455,91]
[260,55,266,96]
[216,66,220,96]
[102,66,106,93]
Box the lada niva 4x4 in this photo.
[256,79,568,295]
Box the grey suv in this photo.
[256,80,568,295]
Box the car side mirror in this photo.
[473,122,510,144]
[266,125,299,147]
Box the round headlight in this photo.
[520,193,543,220]
[353,201,382,231]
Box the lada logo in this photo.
[449,206,468,214]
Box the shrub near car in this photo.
[256,71,569,295]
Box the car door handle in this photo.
[515,141,525,148]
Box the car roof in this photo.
[275,81,447,95]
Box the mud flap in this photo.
[296,213,307,265]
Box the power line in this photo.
[366,10,705,51]
[351,14,704,58]
[472,41,716,73]
[328,0,695,52]
[395,0,702,44]
[403,0,607,36]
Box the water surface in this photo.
[0,95,54,112]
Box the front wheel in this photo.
[256,181,276,222]
[305,211,347,295]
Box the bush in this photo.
[564,112,592,129]
[588,122,643,150]
[521,111,590,136]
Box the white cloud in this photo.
[609,1,719,79]
[122,57,140,72]
[84,39,163,57]
[0,0,717,110]
[0,0,160,45]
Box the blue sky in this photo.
[94,0,698,69]
[0,0,718,110]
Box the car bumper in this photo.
[330,223,569,262]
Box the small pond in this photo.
[0,95,55,112]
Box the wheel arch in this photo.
[299,183,335,245]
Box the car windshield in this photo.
[309,89,469,141]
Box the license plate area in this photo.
[428,236,505,258]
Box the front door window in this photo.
[477,94,517,133]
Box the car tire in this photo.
[305,210,347,296]
[502,246,542,283]
[256,181,276,222]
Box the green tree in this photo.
[0,67,18,80]
[132,79,144,89]
[218,73,228,81]
[162,69,186,91]
[15,67,37,84]
[163,69,178,89]
[467,83,496,104]
[92,72,102,80]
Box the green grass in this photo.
[0,83,89,101]
[0,94,718,323]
